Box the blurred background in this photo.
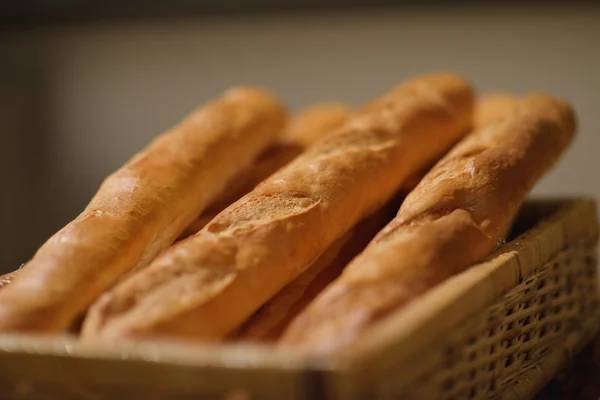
[1,2,599,272]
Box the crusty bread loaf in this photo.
[179,102,350,239]
[280,93,577,353]
[233,92,522,343]
[0,87,286,332]
[81,72,474,341]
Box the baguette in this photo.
[82,72,474,341]
[179,102,350,238]
[233,93,519,342]
[280,93,576,353]
[0,87,286,332]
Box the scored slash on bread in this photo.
[81,72,475,341]
[0,87,287,332]
[279,93,577,353]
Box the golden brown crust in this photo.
[0,87,286,332]
[81,72,474,341]
[280,93,576,353]
[178,102,351,239]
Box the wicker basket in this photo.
[0,198,597,400]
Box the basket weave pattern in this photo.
[402,240,599,400]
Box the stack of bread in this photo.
[0,73,576,354]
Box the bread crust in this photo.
[280,93,576,353]
[82,72,474,341]
[0,87,286,332]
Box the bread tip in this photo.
[223,85,284,105]
[520,93,577,138]
[424,71,476,107]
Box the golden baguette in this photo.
[280,93,576,353]
[234,93,515,342]
[81,72,474,341]
[179,102,351,238]
[0,87,286,332]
